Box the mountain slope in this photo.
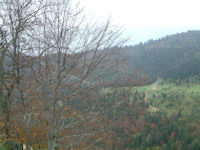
[120,30,200,81]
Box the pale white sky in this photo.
[81,0,200,44]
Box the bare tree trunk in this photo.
[25,121,31,150]
[47,122,57,150]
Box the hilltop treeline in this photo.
[120,30,200,81]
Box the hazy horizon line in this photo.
[124,26,200,45]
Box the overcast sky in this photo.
[81,0,200,44]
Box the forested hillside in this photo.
[90,30,200,149]
[1,1,200,148]
[121,30,200,81]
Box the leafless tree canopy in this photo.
[0,0,126,149]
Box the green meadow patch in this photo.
[104,79,200,123]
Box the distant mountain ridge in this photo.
[118,30,200,82]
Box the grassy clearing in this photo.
[136,80,200,122]
[104,79,200,122]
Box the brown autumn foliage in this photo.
[0,0,146,149]
[0,68,148,150]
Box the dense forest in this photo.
[122,30,200,81]
[92,30,200,86]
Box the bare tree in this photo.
[0,26,12,141]
[29,0,126,149]
[0,0,46,149]
[0,0,126,149]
